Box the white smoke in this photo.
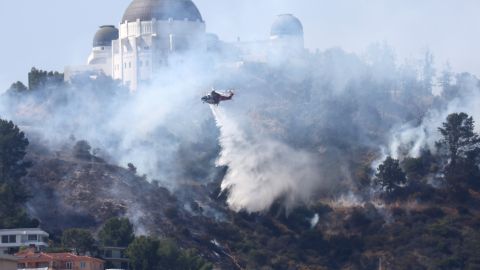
[0,54,217,188]
[211,105,321,213]
[380,73,480,164]
[332,192,365,208]
[1,38,464,216]
[310,213,319,229]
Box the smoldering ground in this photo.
[1,41,477,215]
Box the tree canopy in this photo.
[0,119,30,182]
[7,81,28,94]
[28,67,64,90]
[61,228,95,254]
[0,119,36,229]
[438,113,480,166]
[375,156,407,195]
[98,217,135,247]
[437,112,480,193]
[126,236,212,270]
[73,140,92,160]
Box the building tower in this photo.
[64,26,119,81]
[88,25,119,76]
[112,0,206,91]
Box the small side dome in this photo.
[271,14,304,37]
[93,25,119,47]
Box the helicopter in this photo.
[201,89,235,105]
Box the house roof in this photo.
[15,252,52,263]
[0,228,49,236]
[0,254,18,262]
[16,251,104,264]
[99,246,128,250]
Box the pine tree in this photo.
[0,119,35,228]
[375,156,407,195]
[437,113,480,194]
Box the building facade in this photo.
[0,228,49,255]
[16,250,104,270]
[98,246,129,270]
[112,0,206,91]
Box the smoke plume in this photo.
[212,106,321,213]
[381,73,480,162]
[2,38,473,216]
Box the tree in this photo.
[73,140,92,160]
[176,248,213,270]
[7,81,28,94]
[422,50,435,95]
[0,119,30,183]
[61,228,95,254]
[98,218,134,247]
[126,237,212,270]
[0,185,38,228]
[127,163,137,174]
[0,119,35,229]
[28,67,63,90]
[375,156,407,195]
[157,239,182,269]
[439,62,454,99]
[437,113,480,193]
[126,236,160,270]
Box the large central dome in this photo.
[122,0,203,22]
[271,14,304,37]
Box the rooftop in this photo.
[271,14,304,37]
[122,0,203,22]
[0,228,49,236]
[0,254,18,261]
[0,228,48,234]
[16,251,104,264]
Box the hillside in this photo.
[17,137,480,269]
[2,46,480,269]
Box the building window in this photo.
[124,63,127,69]
[28,234,37,241]
[66,262,73,269]
[145,60,149,67]
[112,250,121,258]
[80,262,86,269]
[139,60,143,67]
[129,62,132,68]
[105,249,112,258]
[1,235,17,243]
[6,247,19,254]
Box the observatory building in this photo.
[65,0,305,91]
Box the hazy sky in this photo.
[0,0,479,90]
